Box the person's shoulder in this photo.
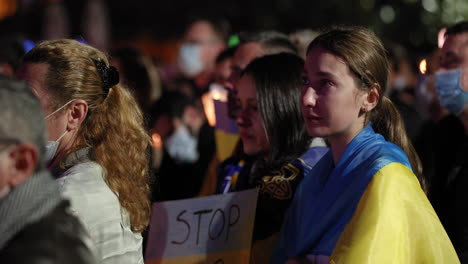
[299,146,329,169]
[58,161,118,224]
[368,139,410,165]
[59,161,107,192]
[0,200,98,264]
[333,162,459,263]
[62,161,103,178]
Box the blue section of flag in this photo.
[214,100,238,134]
[299,146,329,175]
[271,124,411,263]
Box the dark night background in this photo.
[0,0,467,65]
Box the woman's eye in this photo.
[248,104,258,112]
[320,79,333,88]
[302,77,311,86]
[235,99,243,110]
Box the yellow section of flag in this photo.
[215,131,239,162]
[331,162,459,263]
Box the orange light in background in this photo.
[419,59,427,74]
[151,132,163,148]
[202,92,216,127]
[211,88,227,102]
[202,84,228,127]
[0,0,16,20]
[212,90,222,101]
[150,131,164,169]
[438,28,446,49]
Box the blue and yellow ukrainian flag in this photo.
[271,124,459,264]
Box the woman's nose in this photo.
[302,87,317,108]
[235,107,251,127]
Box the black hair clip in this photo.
[92,58,119,97]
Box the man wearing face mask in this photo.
[431,21,468,262]
[0,77,97,263]
[178,17,229,96]
[150,91,216,201]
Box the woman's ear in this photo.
[67,99,88,130]
[361,84,380,112]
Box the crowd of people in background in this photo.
[0,10,467,264]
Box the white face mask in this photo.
[44,130,68,164]
[165,125,199,163]
[178,43,204,78]
[44,100,74,163]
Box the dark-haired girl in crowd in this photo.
[18,39,150,264]
[232,53,328,263]
[271,27,458,264]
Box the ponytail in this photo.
[370,97,426,192]
[23,39,151,233]
[80,84,151,232]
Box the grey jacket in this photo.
[0,170,97,264]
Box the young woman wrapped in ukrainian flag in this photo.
[270,26,459,264]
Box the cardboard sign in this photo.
[145,189,259,264]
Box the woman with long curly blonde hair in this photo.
[18,39,151,263]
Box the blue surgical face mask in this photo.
[178,43,204,77]
[44,100,74,163]
[435,69,468,115]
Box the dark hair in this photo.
[111,46,161,113]
[0,35,26,71]
[22,39,151,232]
[307,26,425,191]
[241,53,311,176]
[215,46,237,64]
[149,90,197,125]
[239,30,298,55]
[445,21,468,36]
